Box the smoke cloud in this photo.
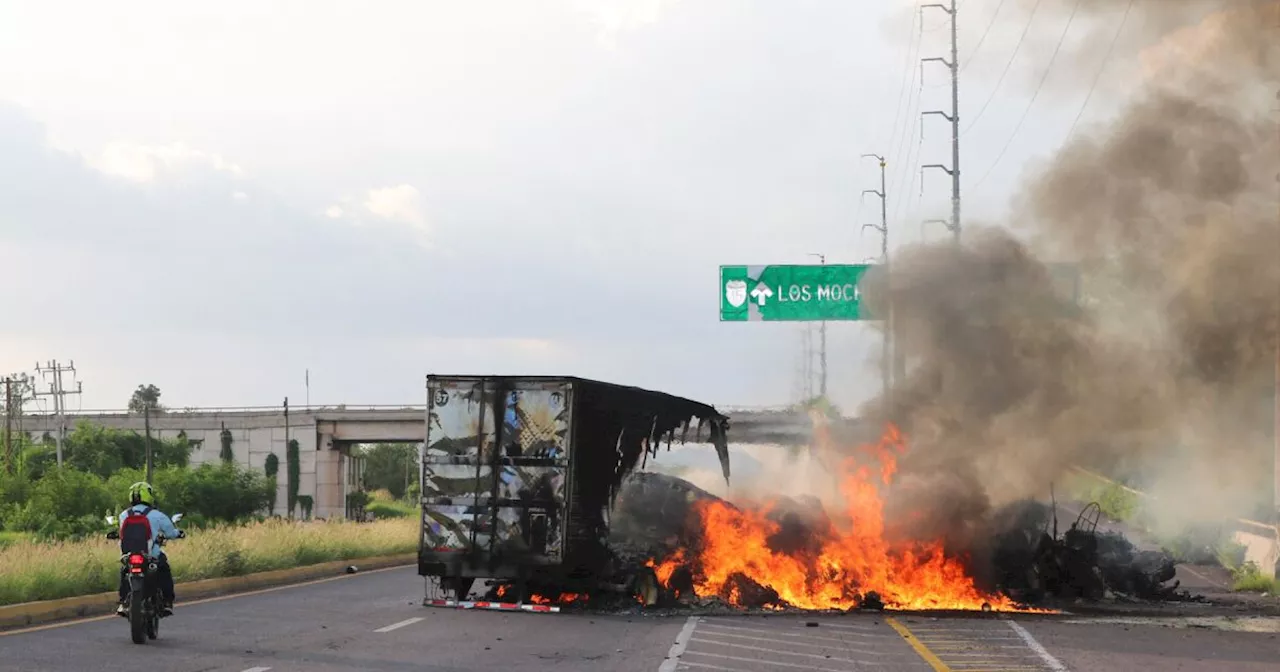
[858,0,1280,545]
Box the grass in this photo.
[365,489,417,520]
[1230,562,1280,595]
[0,517,418,607]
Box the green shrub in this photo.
[366,500,415,519]
[1231,561,1280,594]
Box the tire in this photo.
[453,577,475,602]
[129,591,146,644]
[632,566,660,607]
[146,596,159,640]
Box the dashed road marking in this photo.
[1004,620,1069,671]
[241,667,272,672]
[373,617,423,633]
[658,616,700,672]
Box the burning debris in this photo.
[988,500,1197,605]
[610,425,1197,614]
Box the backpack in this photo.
[119,506,154,555]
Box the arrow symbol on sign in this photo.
[749,283,773,306]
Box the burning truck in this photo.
[418,375,1189,612]
[417,375,730,606]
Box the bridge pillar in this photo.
[315,431,344,520]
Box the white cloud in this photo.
[571,0,680,49]
[231,190,249,201]
[363,184,428,231]
[324,204,344,219]
[88,141,245,183]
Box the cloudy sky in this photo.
[0,0,1138,411]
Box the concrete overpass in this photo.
[15,405,829,520]
[17,406,427,521]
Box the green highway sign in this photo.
[720,264,874,322]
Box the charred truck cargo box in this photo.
[418,375,730,603]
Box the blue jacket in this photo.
[118,504,180,559]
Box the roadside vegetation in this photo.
[0,424,274,540]
[0,516,418,606]
[1063,468,1271,593]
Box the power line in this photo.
[863,3,923,239]
[960,0,1010,74]
[886,8,925,205]
[1063,0,1135,145]
[960,0,1044,137]
[970,0,1083,192]
[34,360,82,469]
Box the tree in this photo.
[359,443,420,500]
[219,427,234,463]
[263,453,280,515]
[128,384,164,413]
[286,439,300,518]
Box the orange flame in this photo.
[661,423,1047,612]
[530,592,587,605]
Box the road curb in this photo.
[0,552,416,631]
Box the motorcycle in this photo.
[105,512,186,645]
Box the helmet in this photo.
[129,482,156,507]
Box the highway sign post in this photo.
[720,264,874,322]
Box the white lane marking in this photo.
[692,629,885,654]
[699,619,886,638]
[684,649,895,670]
[779,621,882,632]
[677,661,753,671]
[698,622,887,644]
[1005,619,1069,671]
[691,637,883,663]
[658,616,700,672]
[1178,565,1228,589]
[374,617,424,633]
[241,668,272,672]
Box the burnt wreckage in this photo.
[418,375,730,604]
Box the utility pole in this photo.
[921,0,961,242]
[283,397,290,481]
[144,401,153,483]
[3,378,12,475]
[34,360,81,469]
[861,153,891,400]
[807,253,828,399]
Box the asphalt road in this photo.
[1,566,1277,672]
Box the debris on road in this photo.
[989,499,1202,605]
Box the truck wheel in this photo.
[632,566,660,607]
[442,577,474,601]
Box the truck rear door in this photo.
[422,377,573,565]
[491,380,573,564]
[422,378,495,555]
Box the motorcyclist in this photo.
[114,482,183,617]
